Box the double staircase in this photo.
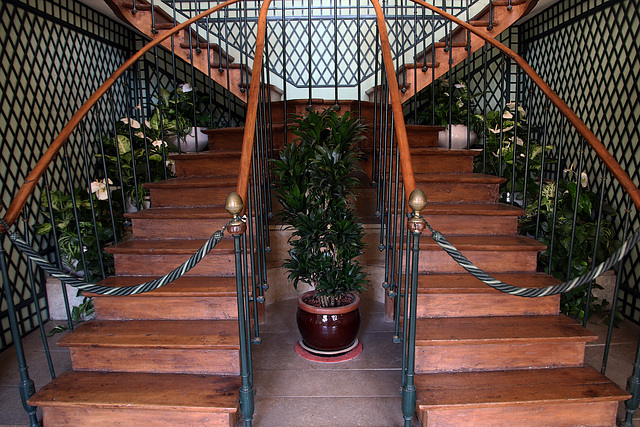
[22,0,632,425]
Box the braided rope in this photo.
[1,217,236,296]
[422,219,640,298]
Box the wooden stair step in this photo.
[144,176,237,207]
[410,147,479,174]
[28,371,240,426]
[106,238,240,276]
[414,315,597,373]
[59,319,240,375]
[415,367,629,426]
[126,206,232,239]
[469,19,500,27]
[90,276,239,321]
[433,41,469,49]
[422,202,522,235]
[416,272,560,317]
[411,172,505,203]
[417,235,546,273]
[205,124,286,151]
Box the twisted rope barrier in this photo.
[1,217,236,296]
[422,218,640,298]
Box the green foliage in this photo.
[520,172,621,321]
[475,102,550,206]
[271,109,369,307]
[150,84,222,144]
[416,79,484,133]
[37,188,126,283]
[47,297,95,336]
[98,117,175,206]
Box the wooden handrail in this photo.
[370,0,417,200]
[409,0,640,212]
[236,0,273,207]
[1,0,242,232]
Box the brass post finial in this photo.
[408,189,427,234]
[225,192,244,226]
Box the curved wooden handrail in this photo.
[236,0,273,207]
[370,0,417,200]
[1,0,243,232]
[409,0,640,211]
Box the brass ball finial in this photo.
[225,192,244,218]
[408,189,427,216]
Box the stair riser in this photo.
[418,214,518,236]
[113,253,242,276]
[130,218,231,239]
[41,407,237,427]
[174,158,241,178]
[148,187,235,208]
[207,127,287,151]
[416,293,560,318]
[417,250,539,274]
[415,342,587,373]
[418,401,619,427]
[94,296,238,321]
[68,348,240,375]
[411,155,474,174]
[415,182,500,203]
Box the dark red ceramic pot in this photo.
[296,291,361,353]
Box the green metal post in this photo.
[402,189,427,427]
[0,233,40,426]
[226,192,254,427]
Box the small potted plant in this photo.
[151,83,213,152]
[271,108,369,354]
[418,79,483,149]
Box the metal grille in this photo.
[520,0,640,322]
[165,0,482,88]
[0,0,135,351]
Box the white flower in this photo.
[153,140,167,148]
[454,82,466,89]
[456,99,464,108]
[134,131,145,139]
[90,178,113,201]
[502,110,513,119]
[581,172,588,187]
[145,119,151,128]
[508,136,525,146]
[120,117,141,129]
[181,83,193,93]
[166,160,176,174]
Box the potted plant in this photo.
[418,79,483,149]
[271,108,369,354]
[151,83,214,152]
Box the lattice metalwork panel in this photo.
[520,0,640,322]
[0,0,135,351]
[165,0,482,88]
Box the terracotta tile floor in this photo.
[1,298,639,426]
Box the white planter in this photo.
[169,126,209,152]
[438,124,477,149]
[46,277,85,321]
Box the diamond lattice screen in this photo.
[0,0,136,352]
[520,0,640,322]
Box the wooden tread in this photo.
[414,315,597,373]
[414,272,560,317]
[59,319,240,349]
[28,371,240,426]
[409,173,505,203]
[415,315,597,345]
[144,176,238,189]
[105,238,240,276]
[59,319,240,375]
[415,367,629,426]
[409,148,480,174]
[144,176,238,208]
[416,235,546,274]
[126,206,234,239]
[89,276,241,321]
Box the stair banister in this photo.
[409,0,640,211]
[0,0,242,233]
[370,0,418,200]
[236,0,273,209]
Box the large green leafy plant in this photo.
[520,171,620,321]
[271,109,368,308]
